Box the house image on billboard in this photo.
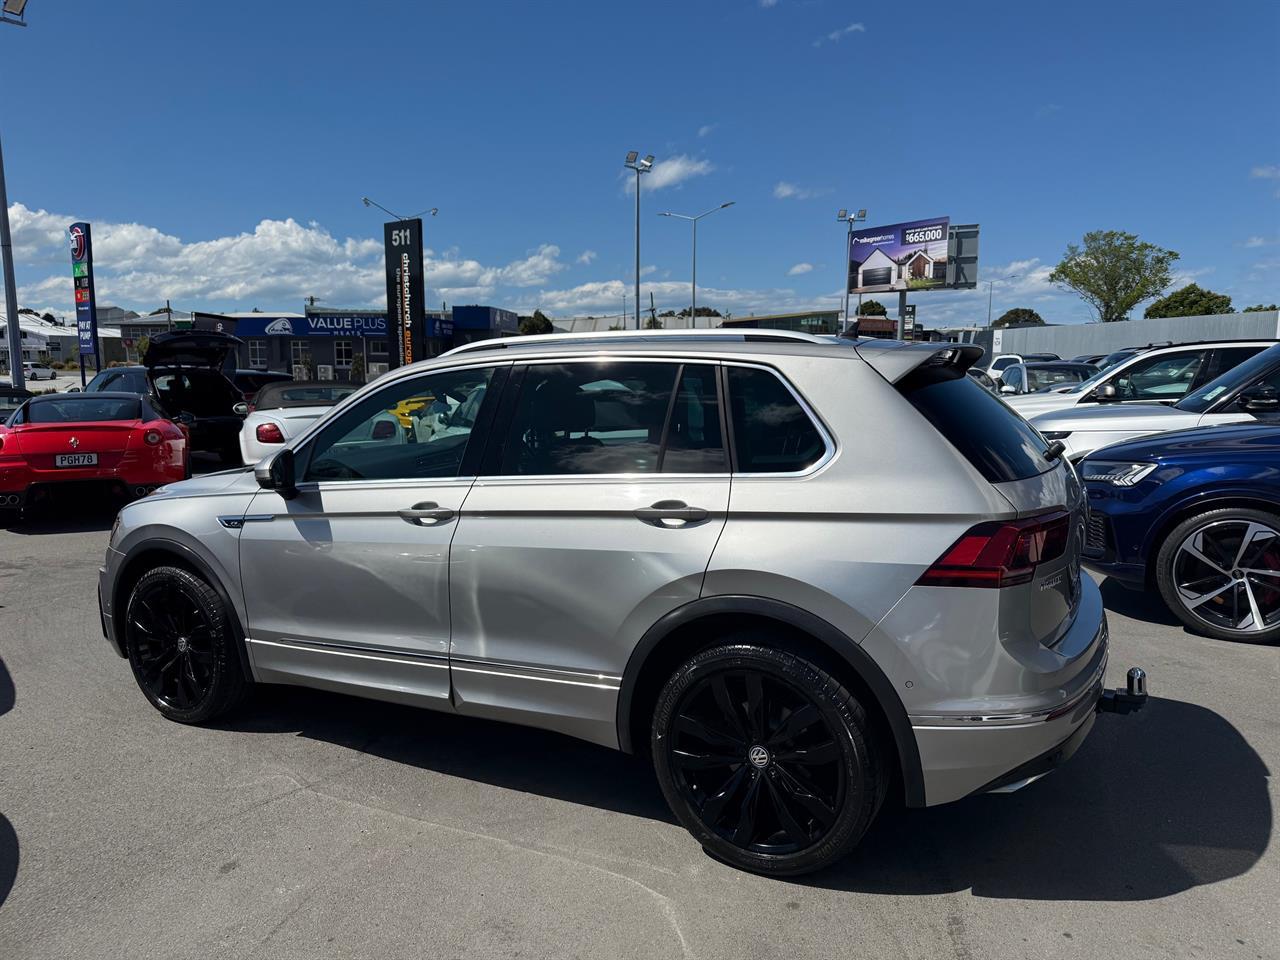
[855,248,949,290]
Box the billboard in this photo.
[383,219,426,368]
[68,222,100,361]
[847,216,950,295]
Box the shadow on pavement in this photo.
[1098,577,1182,628]
[820,696,1271,900]
[0,659,16,907]
[218,686,673,824]
[221,688,1270,901]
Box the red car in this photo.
[0,392,188,520]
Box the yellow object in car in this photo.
[390,395,434,428]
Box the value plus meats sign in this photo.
[383,219,425,368]
[68,222,101,372]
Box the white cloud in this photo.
[1243,236,1275,248]
[577,249,597,265]
[639,265,657,277]
[1250,164,1280,179]
[759,0,778,7]
[1034,103,1062,119]
[788,262,814,275]
[624,154,713,193]
[7,201,567,314]
[813,22,865,47]
[697,124,716,138]
[773,181,824,200]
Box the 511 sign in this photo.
[382,218,426,369]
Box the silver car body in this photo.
[99,331,1106,808]
[1029,403,1254,461]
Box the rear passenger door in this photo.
[448,358,729,746]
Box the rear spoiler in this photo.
[852,341,986,384]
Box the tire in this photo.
[123,565,249,722]
[1156,506,1280,645]
[651,642,882,876]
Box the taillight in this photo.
[918,511,1070,588]
[256,422,285,444]
[143,429,163,445]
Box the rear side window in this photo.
[726,366,826,473]
[900,369,1053,482]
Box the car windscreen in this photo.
[900,367,1054,482]
[254,382,361,410]
[24,397,142,423]
[1025,366,1094,391]
[1177,345,1280,413]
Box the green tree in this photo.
[856,299,888,317]
[135,335,150,362]
[348,352,366,384]
[993,307,1045,328]
[1144,283,1232,319]
[643,314,664,329]
[1048,230,1179,322]
[518,310,554,335]
[1244,303,1279,313]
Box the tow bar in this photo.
[1098,667,1148,715]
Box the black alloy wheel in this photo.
[124,566,248,722]
[652,643,882,876]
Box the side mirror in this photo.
[1238,384,1280,412]
[233,401,249,416]
[1000,384,1018,395]
[174,411,195,426]
[65,386,81,393]
[1093,383,1119,402]
[255,447,298,499]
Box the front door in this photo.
[449,358,730,746]
[239,362,504,706]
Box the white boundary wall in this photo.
[992,311,1280,358]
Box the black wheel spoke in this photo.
[773,764,837,830]
[730,774,763,845]
[672,749,740,770]
[775,739,839,765]
[676,713,744,752]
[188,648,214,666]
[700,765,749,827]
[709,675,747,741]
[766,703,821,749]
[764,775,812,846]
[127,575,218,711]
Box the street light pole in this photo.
[624,152,654,329]
[659,202,734,327]
[0,3,30,389]
[985,274,1020,326]
[836,208,867,334]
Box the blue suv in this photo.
[1081,423,1280,644]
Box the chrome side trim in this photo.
[246,636,449,669]
[909,653,1108,728]
[216,516,244,529]
[449,655,622,689]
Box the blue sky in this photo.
[4,0,1278,325]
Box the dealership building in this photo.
[224,304,517,379]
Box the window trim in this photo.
[475,356,726,481]
[721,360,836,479]
[471,355,832,482]
[288,361,509,489]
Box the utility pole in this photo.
[0,4,28,388]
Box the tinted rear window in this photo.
[255,382,359,410]
[900,368,1053,482]
[727,367,826,473]
[25,398,141,424]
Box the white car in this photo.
[1006,340,1272,420]
[1030,343,1280,460]
[239,380,364,464]
[21,361,56,381]
[985,353,1058,383]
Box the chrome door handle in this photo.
[634,500,709,524]
[398,501,455,525]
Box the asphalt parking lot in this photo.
[0,486,1276,960]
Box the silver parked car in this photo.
[97,330,1145,875]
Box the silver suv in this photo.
[98,330,1145,876]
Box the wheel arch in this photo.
[1143,488,1280,587]
[617,595,925,807]
[112,538,254,682]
